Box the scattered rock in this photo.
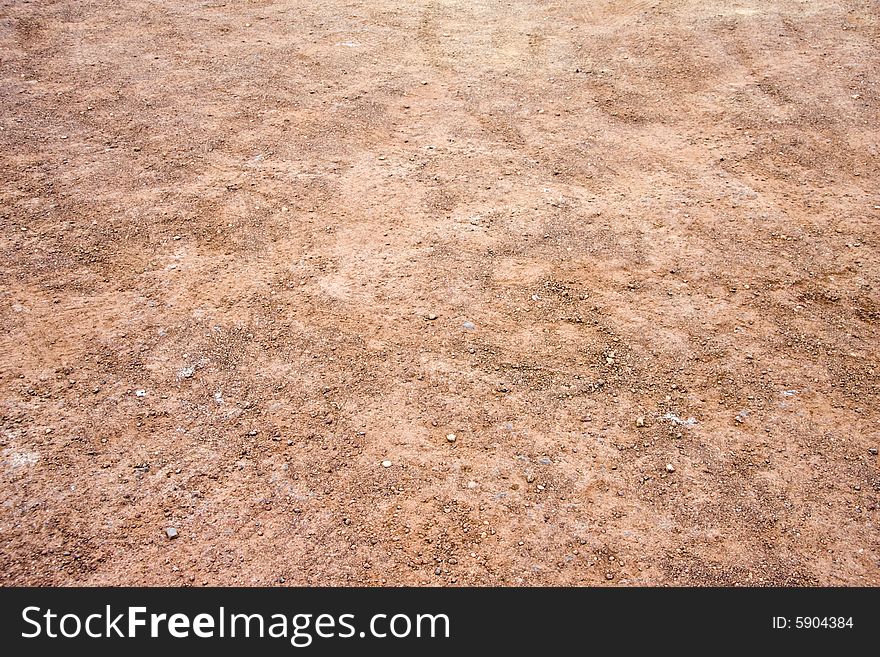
[636,416,645,428]
[165,527,178,540]
[135,389,146,397]
[446,433,457,443]
[665,463,675,473]
[426,313,438,320]
[381,460,392,468]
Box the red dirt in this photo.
[1,0,878,586]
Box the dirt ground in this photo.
[1,0,878,587]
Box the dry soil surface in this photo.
[1,0,879,586]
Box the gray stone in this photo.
[165,527,178,540]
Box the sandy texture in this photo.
[1,0,878,585]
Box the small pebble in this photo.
[636,416,645,427]
[381,460,392,468]
[446,433,457,443]
[665,463,675,473]
[426,313,438,320]
[869,448,877,455]
[165,527,178,540]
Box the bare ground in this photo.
[1,0,878,586]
